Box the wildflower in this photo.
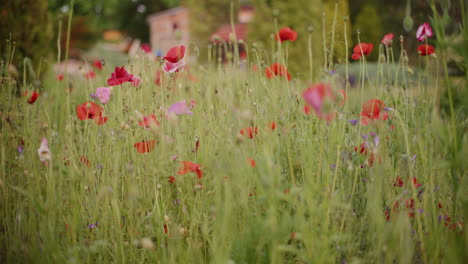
[95,87,111,104]
[394,176,404,187]
[354,142,375,167]
[381,33,394,46]
[57,74,64,81]
[163,45,186,63]
[131,76,141,87]
[138,114,160,128]
[37,138,51,164]
[349,119,358,126]
[265,63,291,81]
[417,44,435,56]
[406,198,415,209]
[416,23,433,42]
[178,161,203,179]
[303,105,311,115]
[76,101,108,125]
[168,176,176,184]
[88,222,98,229]
[239,127,258,139]
[275,27,297,42]
[247,157,256,167]
[92,60,103,70]
[84,71,96,80]
[302,83,340,121]
[412,177,422,188]
[140,43,152,53]
[107,66,134,86]
[166,100,194,118]
[360,99,388,125]
[162,61,185,73]
[155,70,164,85]
[268,121,276,130]
[134,140,156,153]
[25,91,39,104]
[79,155,91,167]
[351,43,374,60]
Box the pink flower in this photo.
[302,83,340,121]
[84,71,96,79]
[95,87,111,104]
[166,100,194,119]
[416,23,434,42]
[162,61,185,73]
[381,33,394,46]
[37,138,51,164]
[107,66,134,86]
[131,76,141,87]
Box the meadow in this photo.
[1,11,467,264]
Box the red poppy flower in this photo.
[351,43,374,60]
[265,63,291,81]
[25,91,39,104]
[92,60,103,70]
[168,176,176,184]
[84,71,96,79]
[240,127,258,139]
[177,161,203,179]
[268,121,276,130]
[275,27,297,42]
[247,157,256,167]
[360,99,388,125]
[394,176,404,187]
[163,45,186,63]
[107,66,134,86]
[412,177,422,188]
[57,74,64,81]
[417,44,435,56]
[134,140,156,153]
[138,114,160,128]
[76,102,108,125]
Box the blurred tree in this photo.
[0,0,51,81]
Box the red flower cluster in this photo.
[107,66,134,86]
[76,102,108,125]
[240,127,258,139]
[351,43,374,60]
[265,63,291,81]
[275,27,297,42]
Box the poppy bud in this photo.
[179,227,186,236]
[307,25,314,33]
[403,16,414,32]
[164,215,170,223]
[272,9,279,17]
[140,238,155,250]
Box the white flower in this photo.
[37,138,51,162]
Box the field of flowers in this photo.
[1,14,467,264]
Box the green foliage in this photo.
[0,0,52,80]
[353,4,383,60]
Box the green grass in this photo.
[1,16,467,264]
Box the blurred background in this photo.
[0,0,465,78]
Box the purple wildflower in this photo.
[90,93,97,99]
[373,136,380,147]
[17,145,23,153]
[384,107,393,111]
[411,154,417,163]
[330,164,336,170]
[349,119,358,126]
[88,222,98,229]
